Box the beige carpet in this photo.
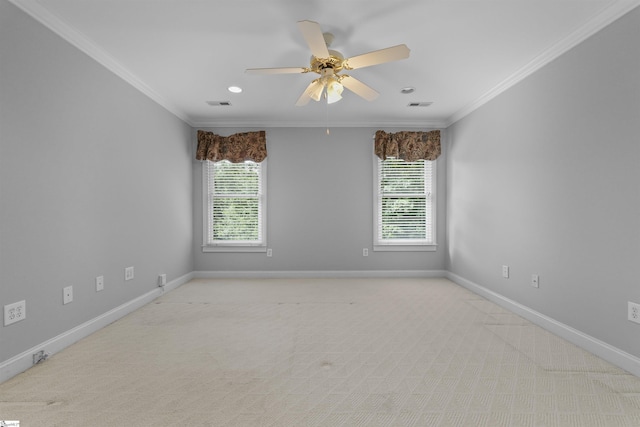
[2,277,640,426]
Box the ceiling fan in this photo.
[246,20,410,106]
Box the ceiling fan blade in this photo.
[297,20,330,59]
[341,76,379,101]
[295,80,324,106]
[345,44,410,70]
[246,67,308,75]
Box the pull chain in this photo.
[325,92,330,135]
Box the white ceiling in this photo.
[11,0,640,128]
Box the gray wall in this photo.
[446,8,640,357]
[0,2,194,363]
[4,0,637,375]
[193,127,447,273]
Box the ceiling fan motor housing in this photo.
[310,49,345,73]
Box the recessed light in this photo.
[400,87,415,94]
[227,86,243,93]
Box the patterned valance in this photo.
[374,130,441,162]
[196,130,267,163]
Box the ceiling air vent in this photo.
[206,101,232,106]
[407,102,433,107]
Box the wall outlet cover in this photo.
[628,301,640,324]
[96,275,104,292]
[63,286,73,305]
[125,266,134,281]
[531,274,539,288]
[502,265,509,278]
[4,300,26,326]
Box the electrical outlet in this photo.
[531,274,539,288]
[96,275,104,292]
[4,300,26,326]
[63,286,73,305]
[363,248,369,257]
[628,302,640,324]
[158,274,167,287]
[125,266,134,281]
[266,248,273,257]
[502,265,509,278]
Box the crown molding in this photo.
[8,0,191,125]
[189,119,448,129]
[445,0,640,127]
[10,0,639,130]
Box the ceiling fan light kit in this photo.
[246,20,410,106]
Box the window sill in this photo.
[202,245,267,253]
[373,244,437,252]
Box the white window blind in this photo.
[375,157,434,246]
[205,160,265,246]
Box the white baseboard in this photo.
[0,272,193,384]
[446,271,640,378]
[194,270,448,279]
[4,270,639,383]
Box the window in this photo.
[203,160,266,252]
[374,157,436,250]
